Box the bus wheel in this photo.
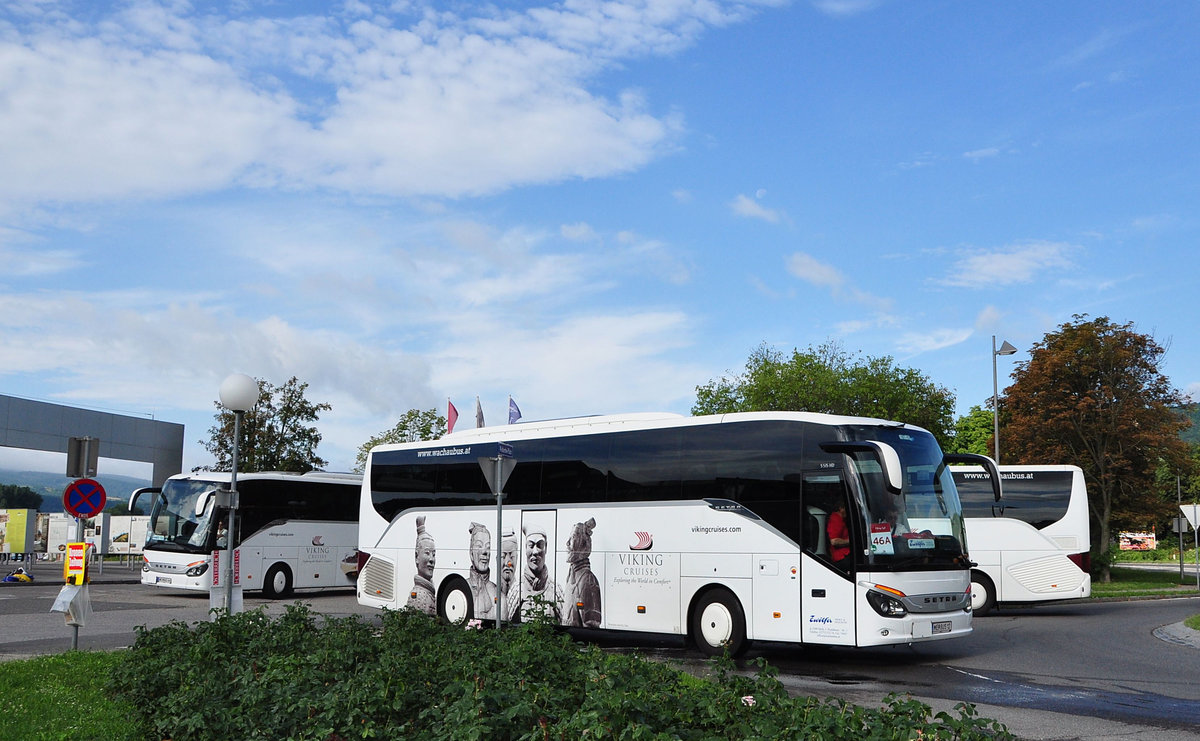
[970,571,996,615]
[437,577,474,625]
[262,564,294,600]
[690,588,746,657]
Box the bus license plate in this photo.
[932,620,951,634]
[156,577,172,584]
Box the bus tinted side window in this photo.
[608,429,683,502]
[678,423,804,544]
[540,435,609,504]
[952,475,999,518]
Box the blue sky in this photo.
[2,0,1198,476]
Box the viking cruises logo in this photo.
[312,536,325,546]
[629,531,653,551]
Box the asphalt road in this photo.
[4,557,1199,740]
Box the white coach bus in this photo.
[357,412,999,655]
[132,471,361,598]
[951,465,1091,613]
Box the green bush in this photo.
[109,605,1012,740]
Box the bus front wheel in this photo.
[437,577,475,625]
[262,564,294,600]
[690,588,746,657]
[970,571,996,615]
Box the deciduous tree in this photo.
[0,483,42,510]
[947,405,994,456]
[200,376,331,473]
[1001,316,1192,579]
[355,408,446,472]
[694,341,956,447]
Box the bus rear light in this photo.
[1067,551,1090,572]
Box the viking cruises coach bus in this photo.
[132,471,361,598]
[357,412,999,654]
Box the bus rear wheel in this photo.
[437,577,475,625]
[262,564,294,600]
[970,571,996,615]
[690,588,746,657]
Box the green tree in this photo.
[200,376,331,473]
[354,408,446,472]
[0,484,42,510]
[694,341,957,446]
[1001,315,1193,580]
[947,405,994,456]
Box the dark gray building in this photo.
[0,394,183,486]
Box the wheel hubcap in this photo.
[444,589,469,622]
[700,603,733,647]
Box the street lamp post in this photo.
[992,337,1018,463]
[218,373,260,614]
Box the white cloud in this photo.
[896,327,973,355]
[810,0,884,18]
[730,194,782,224]
[938,241,1077,288]
[963,147,1000,161]
[0,2,738,206]
[0,244,84,276]
[787,252,845,290]
[561,222,599,242]
[974,305,1005,331]
[433,309,703,416]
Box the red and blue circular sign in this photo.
[63,478,107,518]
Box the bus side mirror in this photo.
[944,453,1003,503]
[128,487,161,515]
[820,441,904,495]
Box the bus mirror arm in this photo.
[128,487,161,515]
[820,441,903,494]
[943,453,1003,503]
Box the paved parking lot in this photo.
[0,556,376,661]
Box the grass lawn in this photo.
[0,651,142,741]
[1092,565,1200,599]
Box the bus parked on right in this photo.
[952,465,1091,613]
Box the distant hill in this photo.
[1182,404,1200,445]
[0,468,153,513]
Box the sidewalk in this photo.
[1,553,143,587]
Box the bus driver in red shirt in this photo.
[827,501,851,566]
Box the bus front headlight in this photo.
[866,589,908,618]
[185,561,209,577]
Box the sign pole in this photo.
[72,438,89,650]
[494,455,503,631]
[1179,478,1185,584]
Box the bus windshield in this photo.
[846,426,967,569]
[144,479,223,554]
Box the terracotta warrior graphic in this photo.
[406,515,436,615]
[499,530,519,621]
[515,524,562,622]
[564,517,601,628]
[467,522,496,619]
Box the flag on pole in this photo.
[475,396,484,428]
[447,399,459,434]
[508,397,522,424]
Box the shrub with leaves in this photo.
[109,605,1012,740]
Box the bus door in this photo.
[517,510,562,623]
[800,470,857,645]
